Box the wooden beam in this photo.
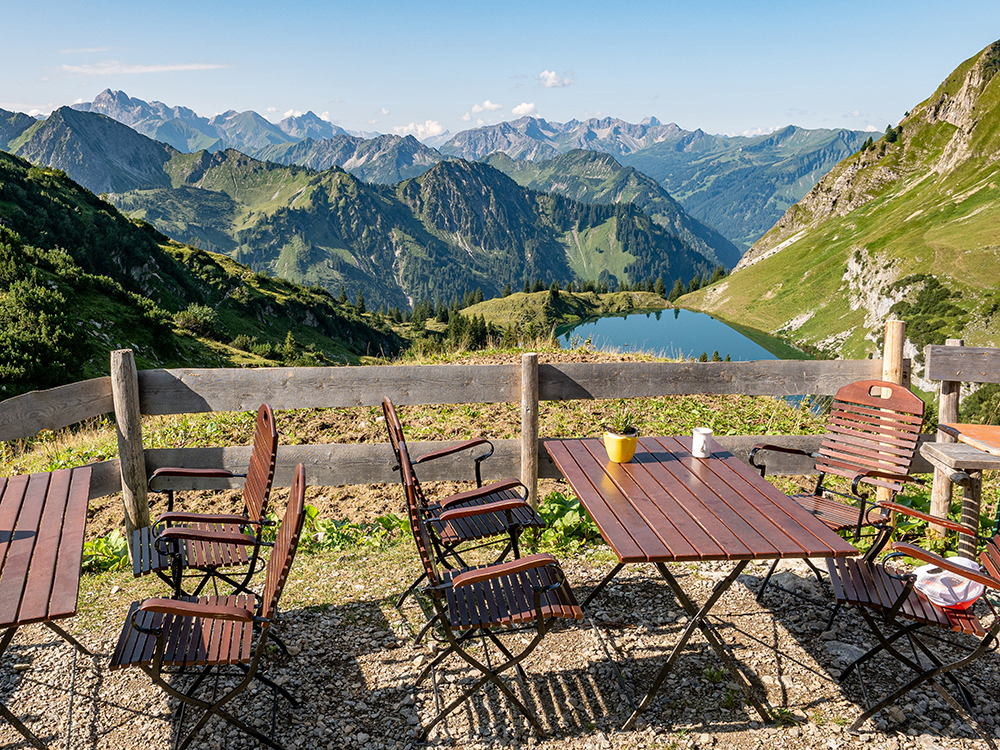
[929,339,964,536]
[136,364,519,414]
[521,353,540,508]
[537,359,887,400]
[0,377,113,442]
[111,350,149,545]
[924,345,1000,384]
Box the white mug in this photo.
[692,427,713,458]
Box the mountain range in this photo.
[685,39,1000,359]
[0,149,402,395]
[0,106,723,309]
[2,89,871,250]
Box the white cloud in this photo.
[459,112,471,121]
[60,46,112,54]
[471,99,502,114]
[283,109,303,118]
[369,119,378,124]
[477,118,485,126]
[59,60,229,76]
[267,107,277,113]
[512,102,536,117]
[320,111,331,121]
[380,108,389,115]
[864,125,878,132]
[394,120,445,139]
[539,69,575,88]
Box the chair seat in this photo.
[132,522,254,578]
[792,492,882,532]
[826,557,985,637]
[110,594,257,670]
[431,487,545,546]
[442,565,583,629]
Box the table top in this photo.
[940,423,1000,457]
[545,436,858,564]
[0,467,91,629]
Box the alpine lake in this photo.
[554,307,811,362]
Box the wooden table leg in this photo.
[623,561,770,729]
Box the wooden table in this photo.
[921,426,1000,557]
[545,436,858,729]
[0,467,92,750]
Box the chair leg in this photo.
[396,570,428,609]
[421,623,550,739]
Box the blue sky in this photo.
[4,0,1000,140]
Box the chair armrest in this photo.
[451,553,560,589]
[413,438,493,465]
[748,443,815,474]
[439,479,527,509]
[156,526,257,546]
[438,498,530,523]
[852,470,924,497]
[139,597,255,621]
[157,511,250,526]
[877,501,979,536]
[890,543,1000,591]
[149,467,242,483]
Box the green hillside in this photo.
[462,289,669,330]
[619,126,871,249]
[485,150,742,269]
[0,150,402,395]
[111,153,715,309]
[684,40,1000,360]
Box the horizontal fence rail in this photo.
[0,377,113,442]
[7,352,921,506]
[924,345,1000,384]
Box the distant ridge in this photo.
[685,39,1000,358]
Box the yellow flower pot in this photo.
[604,431,638,463]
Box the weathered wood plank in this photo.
[924,345,1000,384]
[0,378,113,442]
[136,365,520,414]
[537,360,890,400]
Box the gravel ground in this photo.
[2,551,998,750]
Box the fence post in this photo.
[928,338,964,537]
[111,349,149,547]
[521,352,539,509]
[877,321,906,506]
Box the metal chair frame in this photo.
[396,431,581,739]
[749,380,925,612]
[828,501,1000,747]
[133,403,279,598]
[112,464,307,750]
[382,397,544,611]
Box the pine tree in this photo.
[654,276,666,297]
[502,283,512,298]
[337,285,348,304]
[355,290,366,314]
[668,279,685,301]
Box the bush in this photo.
[174,303,218,337]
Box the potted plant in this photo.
[604,402,640,463]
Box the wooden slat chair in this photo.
[826,501,1000,747]
[749,380,925,603]
[382,397,545,609]
[397,434,582,739]
[132,403,279,598]
[110,463,307,750]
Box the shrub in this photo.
[174,303,218,337]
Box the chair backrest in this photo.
[244,403,279,522]
[382,397,434,511]
[382,397,405,465]
[397,438,440,588]
[817,380,924,492]
[260,463,307,622]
